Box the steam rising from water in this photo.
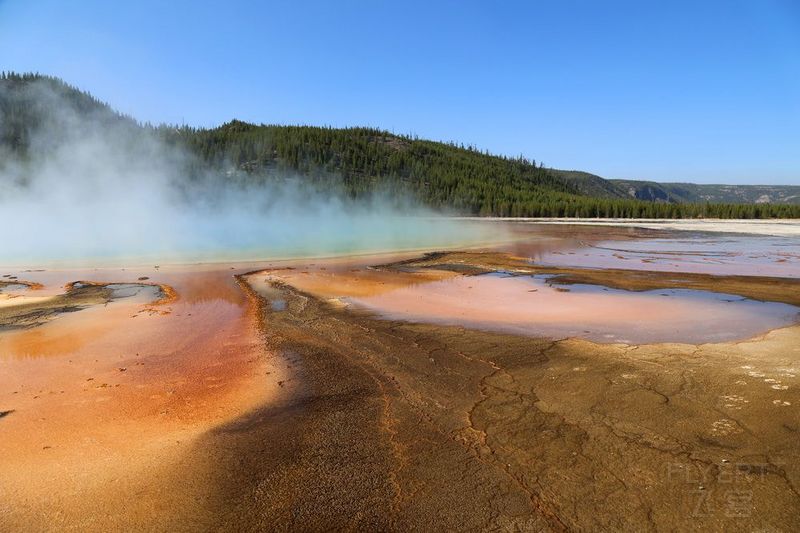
[0,81,490,267]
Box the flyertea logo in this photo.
[665,461,782,518]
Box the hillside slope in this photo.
[2,73,798,219]
[612,179,800,205]
[158,120,583,215]
[554,168,800,206]
[0,72,136,158]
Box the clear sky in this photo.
[1,0,798,184]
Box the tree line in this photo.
[158,120,800,219]
[3,72,798,219]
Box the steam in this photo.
[0,80,490,267]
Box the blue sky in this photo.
[1,0,798,184]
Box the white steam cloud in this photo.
[0,81,491,267]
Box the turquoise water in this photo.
[2,216,498,268]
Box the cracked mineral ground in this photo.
[1,222,799,531]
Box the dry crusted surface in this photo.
[0,280,173,331]
[0,284,114,330]
[191,252,800,532]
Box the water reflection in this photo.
[348,273,799,344]
[533,233,800,278]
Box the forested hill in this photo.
[158,120,583,216]
[160,122,799,218]
[2,72,799,219]
[0,72,137,157]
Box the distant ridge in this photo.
[552,169,800,205]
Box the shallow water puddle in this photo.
[0,283,28,293]
[535,234,800,278]
[105,283,163,301]
[348,273,800,344]
[0,284,32,308]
